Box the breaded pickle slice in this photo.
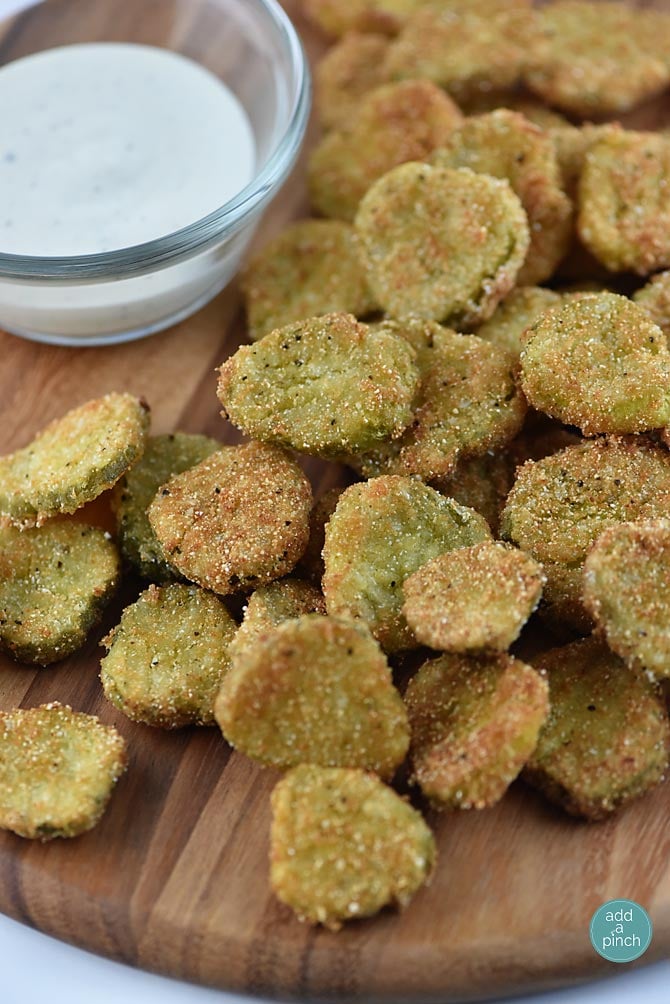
[403,542,545,653]
[0,522,120,666]
[302,0,419,37]
[523,637,670,820]
[101,583,238,728]
[405,653,549,810]
[432,111,572,286]
[460,91,571,131]
[297,486,343,583]
[500,437,670,568]
[350,321,525,480]
[432,450,515,537]
[315,33,390,132]
[0,703,127,840]
[218,314,419,458]
[147,443,312,595]
[308,80,462,222]
[270,765,435,929]
[112,432,221,582]
[323,476,491,652]
[240,220,377,341]
[526,2,670,117]
[476,286,562,362]
[579,130,670,275]
[0,393,149,529]
[384,3,541,103]
[521,293,670,436]
[216,615,409,778]
[552,123,608,196]
[355,163,529,329]
[583,521,670,681]
[229,578,325,658]
[635,271,670,338]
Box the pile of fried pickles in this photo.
[3,0,670,930]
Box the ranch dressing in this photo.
[0,43,256,256]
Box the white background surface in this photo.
[0,0,667,1002]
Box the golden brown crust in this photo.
[315,33,391,131]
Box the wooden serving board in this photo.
[0,1,669,1000]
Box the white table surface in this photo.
[0,1,666,1003]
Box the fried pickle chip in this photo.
[216,614,409,777]
[431,110,572,285]
[523,637,670,820]
[0,703,127,840]
[384,3,541,103]
[355,163,529,328]
[525,2,670,118]
[579,129,670,275]
[101,583,238,728]
[0,393,149,529]
[403,542,545,653]
[432,450,515,537]
[308,80,462,222]
[240,220,377,341]
[323,475,491,652]
[301,0,419,37]
[349,321,526,480]
[112,433,221,582]
[297,486,344,584]
[475,286,562,362]
[229,578,325,659]
[520,293,670,436]
[270,764,435,929]
[315,33,390,132]
[460,91,572,132]
[405,653,548,809]
[583,521,670,681]
[634,271,670,339]
[0,522,119,666]
[217,314,419,458]
[147,443,312,595]
[551,123,608,197]
[501,437,670,568]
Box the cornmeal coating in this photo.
[403,542,545,653]
[476,286,562,361]
[355,163,529,328]
[0,393,149,529]
[217,313,419,458]
[112,432,221,582]
[524,637,670,820]
[460,91,571,131]
[634,271,670,338]
[215,615,409,778]
[540,559,594,635]
[350,321,525,480]
[301,0,420,37]
[147,443,312,595]
[270,765,435,929]
[297,486,344,584]
[101,583,238,728]
[433,451,515,537]
[315,33,390,131]
[0,522,119,666]
[551,123,608,196]
[323,475,491,652]
[583,520,670,681]
[384,3,542,104]
[308,80,462,222]
[240,220,377,341]
[579,129,670,275]
[432,110,572,285]
[525,2,670,118]
[521,293,670,436]
[0,703,127,840]
[501,437,670,568]
[405,653,549,810]
[229,578,326,659]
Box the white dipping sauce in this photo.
[0,43,256,256]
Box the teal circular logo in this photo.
[589,899,652,963]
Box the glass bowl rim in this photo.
[0,0,311,282]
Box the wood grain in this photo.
[0,1,669,1001]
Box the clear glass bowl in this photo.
[0,0,310,345]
